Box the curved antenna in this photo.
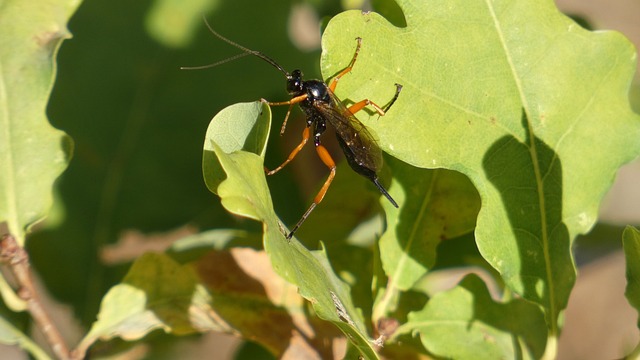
[181,52,250,70]
[181,16,290,77]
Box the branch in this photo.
[0,234,71,360]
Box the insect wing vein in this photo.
[315,91,383,171]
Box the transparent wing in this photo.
[314,90,383,172]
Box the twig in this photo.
[1,234,71,360]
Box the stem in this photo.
[540,333,558,360]
[1,234,70,360]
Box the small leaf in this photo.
[623,226,640,328]
[374,158,480,320]
[77,253,214,356]
[0,0,77,316]
[403,274,546,359]
[203,101,271,194]
[0,0,76,242]
[0,313,50,360]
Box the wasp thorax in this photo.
[306,80,330,102]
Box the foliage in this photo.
[0,0,639,359]
[0,0,78,357]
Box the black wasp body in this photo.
[184,19,403,239]
[298,77,386,186]
[291,75,331,147]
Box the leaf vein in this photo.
[0,60,19,236]
[485,0,558,337]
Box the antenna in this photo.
[181,16,290,77]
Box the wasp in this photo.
[185,19,402,239]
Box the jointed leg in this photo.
[262,94,308,136]
[326,38,403,117]
[311,145,337,204]
[278,103,295,136]
[384,83,403,112]
[266,127,310,176]
[345,83,404,117]
[265,94,307,107]
[328,37,363,92]
[347,99,387,117]
[286,144,336,239]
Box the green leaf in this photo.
[620,226,640,360]
[202,101,271,194]
[76,253,216,357]
[321,0,640,335]
[623,226,640,329]
[402,274,547,359]
[204,102,381,359]
[0,0,76,355]
[0,0,76,241]
[0,313,50,360]
[84,231,336,358]
[374,159,480,320]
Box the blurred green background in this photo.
[30,0,331,325]
[11,0,640,358]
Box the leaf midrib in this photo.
[485,0,558,336]
[378,170,437,317]
[0,60,20,238]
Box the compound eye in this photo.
[287,69,304,94]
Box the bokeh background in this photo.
[3,0,639,359]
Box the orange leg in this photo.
[266,127,310,176]
[328,38,403,117]
[343,83,403,118]
[347,99,387,116]
[265,94,308,107]
[279,103,295,135]
[287,144,336,239]
[328,37,362,92]
[263,94,308,135]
